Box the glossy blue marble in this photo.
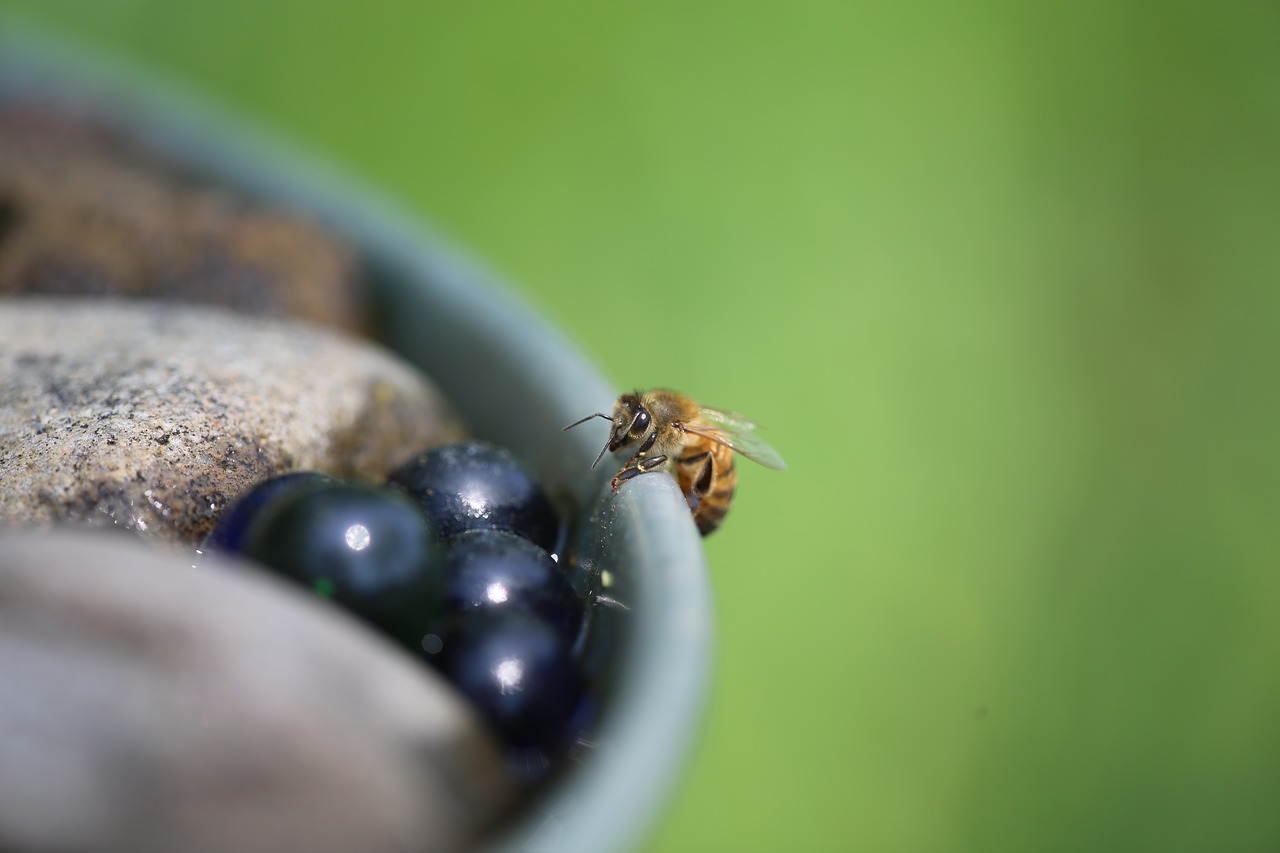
[388,442,560,552]
[420,611,585,755]
[241,480,445,647]
[202,471,335,554]
[442,530,584,647]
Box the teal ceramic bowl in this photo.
[0,22,713,853]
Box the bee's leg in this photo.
[611,454,668,492]
[639,454,668,472]
[684,489,700,513]
[611,429,664,490]
[636,431,658,455]
[611,466,638,491]
[677,451,714,513]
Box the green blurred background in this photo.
[6,2,1279,850]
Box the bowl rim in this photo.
[0,18,714,853]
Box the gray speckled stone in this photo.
[0,298,465,544]
[0,529,515,853]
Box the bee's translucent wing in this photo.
[684,406,787,470]
[697,406,759,432]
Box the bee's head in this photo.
[609,392,651,453]
[562,392,652,470]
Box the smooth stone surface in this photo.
[0,100,370,334]
[0,529,516,853]
[0,298,464,544]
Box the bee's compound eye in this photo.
[631,409,651,436]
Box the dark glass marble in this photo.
[388,442,559,552]
[202,471,335,554]
[442,530,584,647]
[419,611,585,753]
[241,480,444,647]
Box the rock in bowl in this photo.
[0,23,712,853]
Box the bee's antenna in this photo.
[591,440,611,470]
[562,412,612,431]
[563,412,614,469]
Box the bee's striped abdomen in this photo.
[678,438,738,536]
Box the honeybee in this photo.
[564,389,785,536]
